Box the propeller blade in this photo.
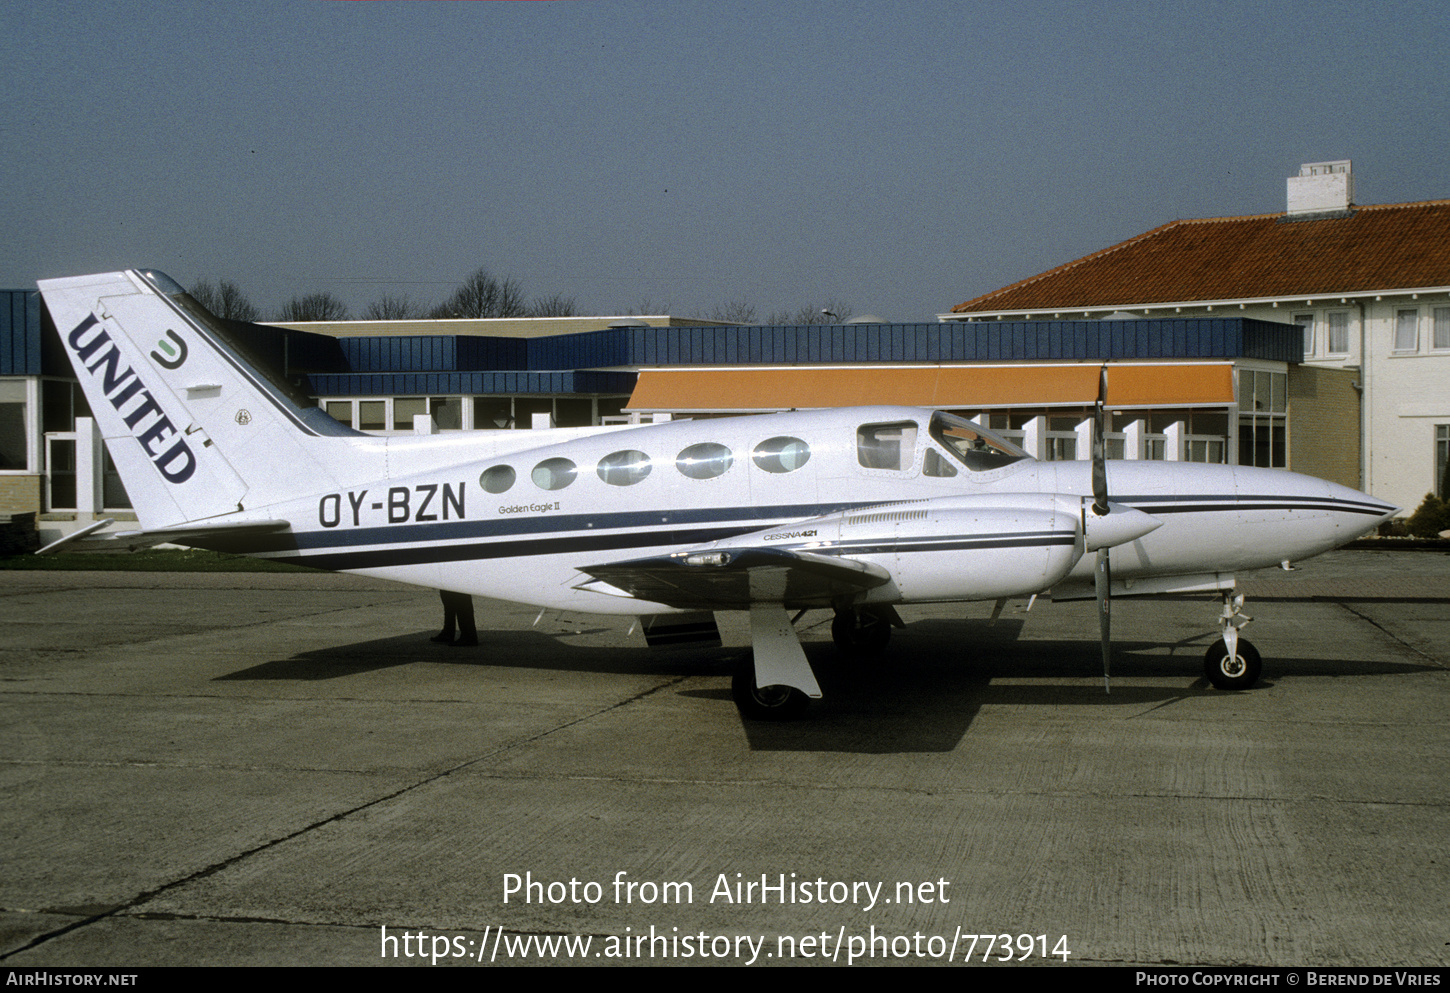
[1096,547,1111,693]
[1092,364,1109,516]
[1092,365,1110,692]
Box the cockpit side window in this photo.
[923,448,958,477]
[857,421,919,471]
[929,411,1030,472]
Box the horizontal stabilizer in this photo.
[37,519,291,555]
[580,547,890,610]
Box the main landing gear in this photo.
[830,605,898,659]
[733,605,901,721]
[1204,593,1261,691]
[732,604,822,722]
[731,666,811,721]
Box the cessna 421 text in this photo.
[37,269,1398,719]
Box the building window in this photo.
[474,398,513,429]
[1293,313,1314,357]
[1043,415,1079,461]
[1395,309,1419,353]
[1237,370,1287,468]
[1434,308,1450,351]
[393,397,427,430]
[1438,426,1449,499]
[0,379,28,471]
[322,396,469,431]
[1328,311,1350,355]
[468,396,618,430]
[358,400,386,431]
[1186,438,1227,464]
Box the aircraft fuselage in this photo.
[215,406,1392,614]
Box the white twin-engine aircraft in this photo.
[38,269,1397,720]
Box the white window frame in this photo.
[0,377,36,474]
[1433,307,1450,352]
[1394,308,1420,354]
[1438,425,1450,499]
[1293,312,1315,358]
[1327,311,1350,356]
[1185,435,1227,464]
[320,395,468,433]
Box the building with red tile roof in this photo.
[949,201,1450,318]
[941,162,1450,514]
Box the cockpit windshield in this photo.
[929,411,1031,471]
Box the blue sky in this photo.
[3,0,1446,322]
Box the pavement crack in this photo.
[0,674,691,962]
[1337,602,1449,668]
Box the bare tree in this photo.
[708,299,759,324]
[429,268,527,319]
[526,293,579,318]
[189,280,260,322]
[276,293,350,322]
[623,298,671,316]
[364,295,422,320]
[766,300,854,325]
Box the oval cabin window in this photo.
[597,450,652,486]
[531,457,578,491]
[479,465,516,494]
[676,443,734,480]
[752,437,811,474]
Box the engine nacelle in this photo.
[845,496,1084,603]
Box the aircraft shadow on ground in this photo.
[213,628,737,682]
[214,618,1437,753]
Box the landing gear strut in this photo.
[831,606,896,659]
[732,604,821,722]
[1204,593,1261,690]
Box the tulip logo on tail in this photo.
[150,330,188,369]
[68,315,197,484]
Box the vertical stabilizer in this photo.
[38,270,353,529]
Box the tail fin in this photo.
[37,269,357,529]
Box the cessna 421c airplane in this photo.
[37,269,1398,719]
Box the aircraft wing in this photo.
[577,547,892,611]
[37,519,292,555]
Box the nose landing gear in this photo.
[1205,593,1260,690]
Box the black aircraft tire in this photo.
[1204,637,1262,691]
[831,609,892,659]
[731,664,810,721]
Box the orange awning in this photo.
[626,364,1236,412]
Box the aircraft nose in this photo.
[1232,465,1398,552]
[1314,475,1399,524]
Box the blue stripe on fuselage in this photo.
[251,491,1387,572]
